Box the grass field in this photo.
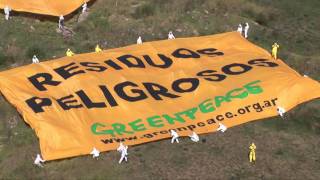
[0,0,319,179]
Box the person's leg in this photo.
[253,152,256,162]
[249,151,253,162]
[119,155,124,164]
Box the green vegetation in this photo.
[0,0,319,179]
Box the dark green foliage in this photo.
[132,3,155,19]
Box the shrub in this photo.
[0,52,7,66]
[25,45,45,59]
[132,3,155,19]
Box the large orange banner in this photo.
[0,32,319,161]
[0,0,88,16]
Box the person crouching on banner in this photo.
[170,130,179,143]
[277,106,286,119]
[4,6,11,20]
[90,147,100,159]
[249,143,256,163]
[217,122,227,133]
[189,131,199,142]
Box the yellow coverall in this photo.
[249,143,256,163]
[271,43,279,59]
[66,49,75,57]
[95,45,102,52]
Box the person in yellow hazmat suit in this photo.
[66,49,75,57]
[95,45,102,52]
[249,143,256,163]
[271,43,280,59]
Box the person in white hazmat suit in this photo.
[170,130,179,143]
[277,106,286,119]
[59,15,64,29]
[217,122,227,133]
[32,55,39,63]
[244,22,250,38]
[90,147,100,159]
[118,145,128,164]
[82,3,88,13]
[189,131,199,142]
[34,154,45,167]
[4,6,11,20]
[117,142,125,152]
[168,31,175,40]
[237,24,243,35]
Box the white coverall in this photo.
[32,55,39,63]
[34,154,45,167]
[170,130,179,143]
[137,36,142,44]
[217,122,227,132]
[189,132,199,142]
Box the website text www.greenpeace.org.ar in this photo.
[98,97,278,144]
[91,80,264,138]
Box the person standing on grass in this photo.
[168,31,175,40]
[137,36,143,44]
[4,6,11,20]
[249,143,256,163]
[32,55,39,63]
[170,130,179,143]
[59,15,64,30]
[118,145,128,164]
[277,106,286,119]
[82,2,88,13]
[237,24,243,35]
[244,22,250,38]
[271,43,280,59]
